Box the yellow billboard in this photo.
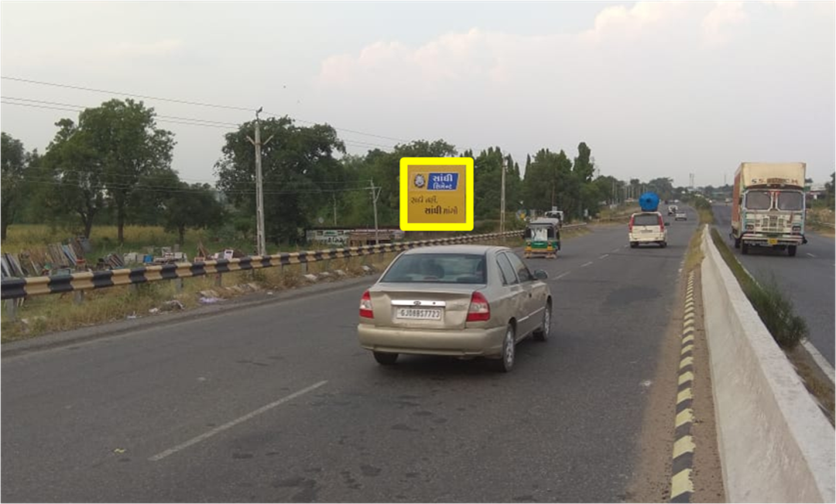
[399,157,474,231]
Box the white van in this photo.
[629,212,668,248]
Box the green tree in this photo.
[1,132,30,240]
[77,99,175,244]
[472,147,522,220]
[163,182,225,246]
[215,116,346,245]
[38,119,107,238]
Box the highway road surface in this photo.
[3,213,704,502]
[712,204,835,366]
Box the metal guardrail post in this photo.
[74,291,85,305]
[174,278,184,293]
[5,299,16,322]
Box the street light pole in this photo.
[500,157,506,234]
[247,108,274,257]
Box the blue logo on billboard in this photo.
[428,173,459,190]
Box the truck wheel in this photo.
[741,242,749,255]
[734,237,741,249]
[788,245,797,257]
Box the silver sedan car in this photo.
[357,245,553,372]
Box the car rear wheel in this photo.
[788,245,797,257]
[494,324,516,373]
[630,242,638,248]
[533,303,551,342]
[734,236,741,249]
[660,242,667,248]
[741,242,749,255]
[373,351,399,365]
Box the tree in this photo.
[78,99,175,244]
[826,172,835,207]
[1,132,29,240]
[163,182,225,246]
[473,147,522,220]
[216,116,346,246]
[38,119,107,238]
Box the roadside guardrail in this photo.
[700,225,834,502]
[0,225,587,301]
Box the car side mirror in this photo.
[533,269,548,280]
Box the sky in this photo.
[1,0,834,188]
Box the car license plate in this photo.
[396,308,442,320]
[768,238,778,245]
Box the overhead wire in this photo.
[1,75,412,143]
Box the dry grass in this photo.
[685,225,705,272]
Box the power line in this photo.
[2,75,412,143]
[1,97,398,149]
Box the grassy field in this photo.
[807,207,835,237]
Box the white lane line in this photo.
[599,254,610,259]
[581,261,594,268]
[613,248,621,252]
[554,271,571,280]
[802,340,835,385]
[806,253,816,258]
[149,380,328,461]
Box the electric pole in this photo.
[500,157,507,234]
[333,194,337,226]
[369,179,381,245]
[247,107,274,257]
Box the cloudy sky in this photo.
[1,1,834,187]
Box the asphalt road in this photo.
[2,213,699,502]
[712,204,835,366]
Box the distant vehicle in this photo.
[629,212,669,248]
[544,209,564,226]
[668,205,678,216]
[731,162,807,257]
[524,218,561,259]
[675,212,687,221]
[357,245,552,372]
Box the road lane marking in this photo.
[806,253,816,258]
[613,248,621,252]
[149,380,328,461]
[599,254,609,259]
[554,271,571,280]
[581,261,594,268]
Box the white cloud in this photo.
[702,2,749,47]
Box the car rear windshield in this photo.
[381,253,487,284]
[777,191,804,211]
[633,214,660,226]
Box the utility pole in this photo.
[369,179,381,245]
[500,157,507,234]
[247,107,274,257]
[333,194,337,226]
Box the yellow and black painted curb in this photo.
[1,226,584,300]
[671,271,697,503]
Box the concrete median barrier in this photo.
[700,226,834,502]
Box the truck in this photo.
[731,162,807,257]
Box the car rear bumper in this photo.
[629,234,666,242]
[357,324,506,357]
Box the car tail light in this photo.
[658,215,665,231]
[466,291,491,322]
[359,291,374,318]
[628,216,634,232]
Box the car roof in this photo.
[530,218,560,224]
[631,211,662,217]
[401,244,506,255]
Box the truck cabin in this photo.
[743,189,805,212]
